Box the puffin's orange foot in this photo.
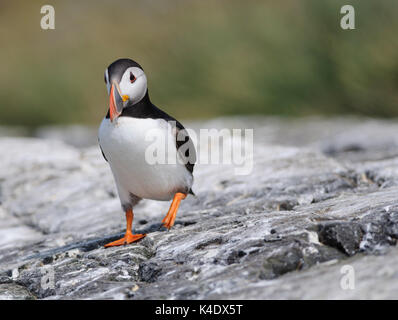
[162,192,187,230]
[104,232,146,248]
[162,214,175,230]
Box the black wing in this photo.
[172,120,196,174]
[98,138,108,162]
[155,108,196,175]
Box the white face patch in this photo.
[104,68,111,95]
[118,67,147,105]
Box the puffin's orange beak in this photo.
[109,83,128,122]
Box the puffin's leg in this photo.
[162,192,187,229]
[104,208,146,247]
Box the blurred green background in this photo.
[0,0,397,128]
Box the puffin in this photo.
[98,58,196,247]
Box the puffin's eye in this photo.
[130,72,136,83]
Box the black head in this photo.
[104,58,148,121]
[106,58,143,84]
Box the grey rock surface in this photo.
[0,116,398,299]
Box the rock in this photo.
[0,117,398,299]
[138,262,162,283]
[0,283,36,300]
[317,222,363,256]
[34,125,98,148]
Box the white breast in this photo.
[98,117,193,205]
